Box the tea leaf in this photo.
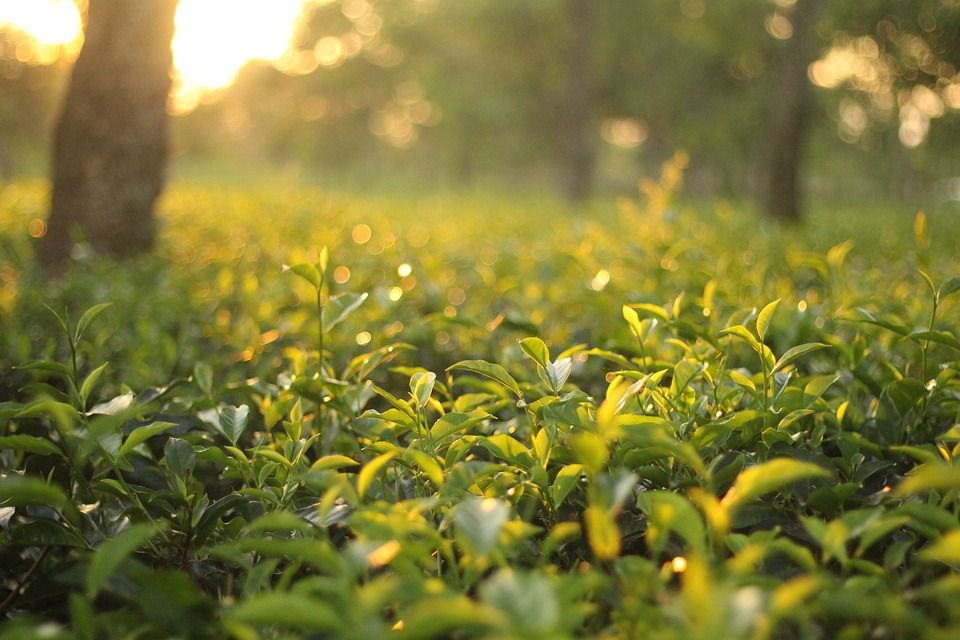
[519,337,550,368]
[939,276,960,300]
[756,298,780,341]
[79,362,109,407]
[75,303,112,342]
[447,359,522,398]
[283,262,322,289]
[117,421,177,459]
[551,464,584,507]
[218,405,250,445]
[584,506,620,561]
[773,343,830,372]
[0,435,64,457]
[918,529,960,565]
[229,593,340,632]
[722,459,831,511]
[322,292,368,332]
[86,523,162,597]
[453,497,509,556]
[357,451,397,498]
[193,362,213,394]
[310,455,360,471]
[896,464,960,496]
[0,476,68,508]
[410,371,437,409]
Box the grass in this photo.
[2,161,960,639]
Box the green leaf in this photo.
[193,362,213,394]
[919,270,937,297]
[163,438,196,475]
[86,523,161,597]
[918,529,960,565]
[310,455,359,471]
[42,303,70,339]
[804,375,839,406]
[720,325,762,354]
[480,570,559,633]
[628,302,671,323]
[773,343,830,373]
[0,435,64,457]
[722,459,831,511]
[939,276,960,300]
[357,450,397,498]
[519,337,550,368]
[218,405,250,445]
[636,490,706,555]
[896,464,960,496]
[70,594,96,640]
[480,434,533,466]
[621,305,644,338]
[429,411,491,441]
[322,292,368,332]
[79,362,109,408]
[229,593,340,632]
[854,308,909,336]
[404,448,444,486]
[453,497,509,556]
[87,392,135,416]
[283,262,322,289]
[672,359,704,394]
[728,369,756,392]
[0,476,68,508]
[74,303,112,342]
[317,246,329,273]
[570,432,609,473]
[584,506,620,560]
[372,385,416,419]
[907,329,960,353]
[543,357,572,394]
[117,421,176,459]
[447,359,522,399]
[551,464,583,507]
[397,596,500,638]
[410,371,437,409]
[883,378,926,417]
[756,298,780,341]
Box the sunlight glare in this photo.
[1,0,312,112]
[0,0,81,46]
[172,0,308,111]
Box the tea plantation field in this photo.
[2,170,960,639]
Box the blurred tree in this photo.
[39,0,178,272]
[761,0,823,222]
[561,0,596,201]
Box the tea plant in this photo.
[2,174,960,638]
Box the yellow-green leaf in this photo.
[722,459,831,511]
[357,451,398,498]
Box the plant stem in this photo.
[0,547,50,617]
[317,288,325,375]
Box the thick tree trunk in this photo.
[38,0,179,272]
[761,0,822,223]
[561,0,594,202]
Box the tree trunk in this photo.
[761,0,822,223]
[38,0,179,272]
[561,0,594,202]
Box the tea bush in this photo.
[2,167,960,639]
